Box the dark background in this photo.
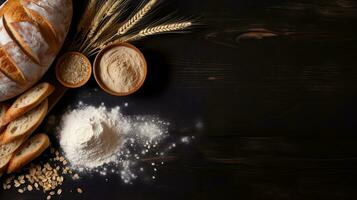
[2,0,357,199]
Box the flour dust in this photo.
[57,102,190,183]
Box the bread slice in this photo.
[0,46,27,84]
[2,99,48,144]
[1,82,54,127]
[7,133,50,173]
[0,104,9,132]
[0,136,26,158]
[0,153,12,174]
[3,1,41,64]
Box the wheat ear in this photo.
[77,0,96,33]
[86,21,192,56]
[125,22,192,42]
[87,0,114,39]
[117,0,158,35]
[86,0,124,49]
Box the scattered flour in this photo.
[57,102,172,183]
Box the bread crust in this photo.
[0,46,27,84]
[2,98,48,144]
[0,103,9,131]
[7,133,49,173]
[1,82,54,127]
[0,153,12,174]
[3,0,42,64]
[0,135,27,158]
[21,2,59,52]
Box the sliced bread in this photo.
[0,153,12,174]
[0,136,27,158]
[0,103,9,131]
[2,98,48,144]
[7,133,50,174]
[1,82,54,127]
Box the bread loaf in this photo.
[0,0,72,102]
[7,133,50,173]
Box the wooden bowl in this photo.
[55,52,92,88]
[93,43,147,96]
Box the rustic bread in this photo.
[0,0,72,102]
[2,98,48,143]
[0,153,12,174]
[7,133,49,173]
[1,82,54,126]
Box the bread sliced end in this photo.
[0,153,12,174]
[2,82,54,126]
[7,133,49,174]
[2,99,48,144]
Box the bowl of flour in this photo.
[94,43,147,96]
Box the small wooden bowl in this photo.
[93,43,147,96]
[55,52,92,88]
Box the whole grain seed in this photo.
[77,187,83,194]
[27,185,33,191]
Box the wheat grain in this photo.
[117,0,158,35]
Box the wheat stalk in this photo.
[117,0,158,35]
[107,0,123,17]
[86,0,125,48]
[76,0,97,33]
[86,21,192,56]
[87,0,114,39]
[126,22,192,41]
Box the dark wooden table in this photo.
[2,0,357,199]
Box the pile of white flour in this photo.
[57,102,170,182]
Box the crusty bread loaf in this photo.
[7,133,49,173]
[1,82,54,126]
[2,98,48,143]
[0,0,72,102]
[0,153,12,174]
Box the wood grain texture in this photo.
[2,0,357,199]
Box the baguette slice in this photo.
[0,153,12,174]
[2,99,48,144]
[7,133,50,174]
[1,82,54,126]
[0,136,26,158]
[0,103,9,131]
